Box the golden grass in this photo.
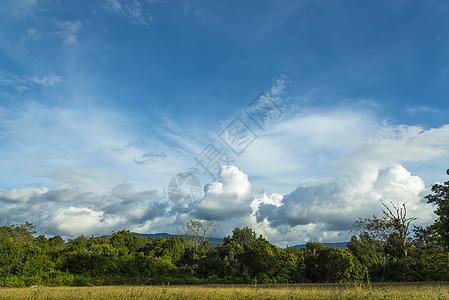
[0,282,448,299]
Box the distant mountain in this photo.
[132,232,224,247]
[293,242,348,249]
[133,232,174,239]
[132,233,348,249]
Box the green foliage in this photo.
[426,169,449,249]
[224,226,258,248]
[304,242,354,283]
[109,230,148,255]
[0,222,36,245]
[48,235,65,250]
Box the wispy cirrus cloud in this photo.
[134,152,167,165]
[0,99,197,193]
[103,0,154,27]
[56,20,82,46]
[5,0,39,18]
[0,72,63,95]
[29,74,63,86]
[406,105,439,114]
[19,28,43,45]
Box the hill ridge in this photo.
[132,232,348,249]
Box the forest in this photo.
[1,170,448,287]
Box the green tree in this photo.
[352,214,393,269]
[224,227,258,248]
[426,168,449,249]
[144,236,186,264]
[48,235,65,250]
[303,242,354,283]
[0,222,36,245]
[66,235,89,252]
[109,230,148,255]
[408,226,449,281]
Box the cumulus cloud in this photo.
[257,165,434,233]
[100,183,167,222]
[0,185,77,226]
[0,182,168,237]
[42,206,125,236]
[193,165,253,220]
[0,164,441,245]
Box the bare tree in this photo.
[178,218,219,249]
[381,200,418,258]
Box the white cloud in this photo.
[194,165,253,220]
[343,124,449,173]
[0,164,441,245]
[101,183,166,221]
[42,206,125,236]
[1,90,449,245]
[0,187,49,203]
[236,105,449,195]
[0,181,168,237]
[257,165,434,234]
[238,108,377,194]
[0,99,196,198]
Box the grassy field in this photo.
[0,282,448,299]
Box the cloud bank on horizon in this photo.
[1,0,449,246]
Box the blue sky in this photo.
[1,0,449,246]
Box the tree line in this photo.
[1,169,449,287]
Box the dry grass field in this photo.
[0,282,448,300]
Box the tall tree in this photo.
[224,226,258,248]
[381,200,417,258]
[352,214,393,267]
[426,169,449,249]
[179,218,219,249]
